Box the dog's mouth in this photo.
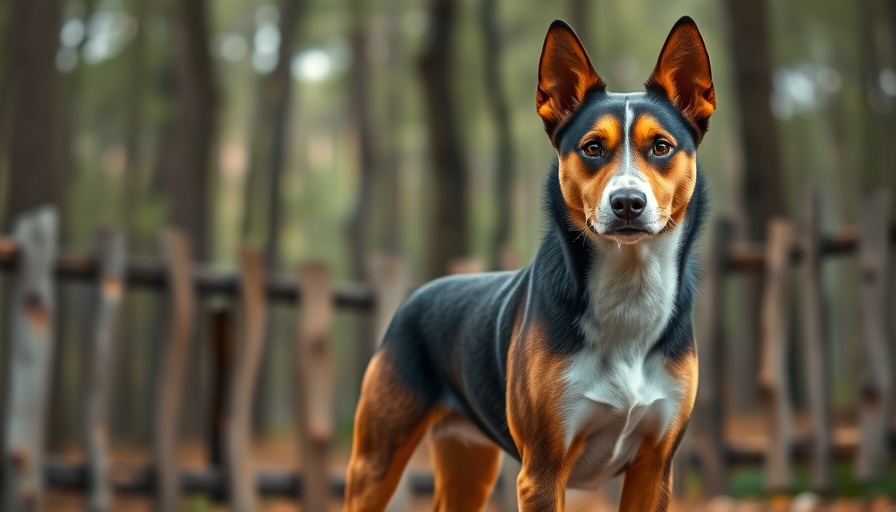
[587,219,655,244]
[608,226,649,236]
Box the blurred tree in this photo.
[346,0,376,284]
[263,0,305,271]
[568,0,592,52]
[723,0,786,238]
[480,0,515,270]
[3,0,65,226]
[122,0,147,238]
[345,0,378,406]
[162,0,218,261]
[419,0,470,278]
[856,0,896,194]
[114,0,149,440]
[380,2,405,254]
[245,0,306,431]
[723,0,786,412]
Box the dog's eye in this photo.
[652,139,673,156]
[582,140,605,158]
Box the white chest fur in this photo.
[563,228,684,489]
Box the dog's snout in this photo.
[610,189,647,220]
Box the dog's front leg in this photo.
[516,462,566,512]
[618,442,675,512]
[619,352,698,512]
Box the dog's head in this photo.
[537,17,715,244]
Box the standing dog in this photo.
[344,16,715,512]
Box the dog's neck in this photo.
[581,228,683,353]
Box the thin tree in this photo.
[245,0,306,430]
[419,0,470,278]
[377,3,405,254]
[480,0,515,270]
[722,0,787,412]
[345,0,380,400]
[4,0,65,225]
[722,0,786,238]
[1,0,64,477]
[164,0,218,261]
[568,0,592,52]
[263,0,305,270]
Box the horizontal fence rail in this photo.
[0,236,376,309]
[724,223,896,271]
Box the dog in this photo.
[344,16,714,512]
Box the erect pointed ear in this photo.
[537,20,605,141]
[645,16,716,142]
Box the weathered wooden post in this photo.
[295,261,334,511]
[694,217,732,496]
[2,207,58,512]
[227,245,268,511]
[368,254,411,512]
[153,229,196,512]
[207,307,234,487]
[856,190,892,480]
[85,228,126,512]
[759,219,794,492]
[800,186,833,492]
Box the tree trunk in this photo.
[263,0,305,271]
[857,0,895,194]
[164,0,218,261]
[345,0,379,412]
[568,0,592,52]
[722,0,785,413]
[419,0,469,279]
[722,0,786,239]
[379,1,406,254]
[3,0,64,226]
[115,0,147,440]
[250,0,306,432]
[480,0,515,270]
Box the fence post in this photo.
[295,261,334,511]
[368,254,411,512]
[694,217,732,496]
[759,219,794,492]
[227,245,268,511]
[800,186,833,492]
[1,207,58,512]
[856,190,892,481]
[153,229,196,512]
[207,307,234,481]
[85,228,126,512]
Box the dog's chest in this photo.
[562,232,682,488]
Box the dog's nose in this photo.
[610,189,647,220]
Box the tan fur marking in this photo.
[429,414,502,512]
[507,318,583,511]
[344,354,447,512]
[558,115,622,233]
[631,114,678,149]
[619,352,698,512]
[630,114,696,228]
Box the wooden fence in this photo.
[685,187,896,497]
[1,189,895,510]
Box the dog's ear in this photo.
[645,16,716,142]
[537,20,605,140]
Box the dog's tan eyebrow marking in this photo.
[633,114,678,147]
[578,115,621,148]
